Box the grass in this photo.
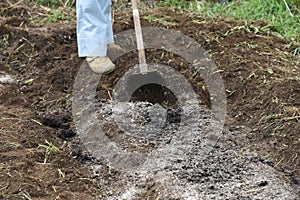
[38,140,59,164]
[154,0,300,43]
[23,0,75,23]
[31,0,300,44]
[46,10,67,22]
[35,0,75,8]
[144,15,177,26]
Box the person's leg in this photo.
[76,0,115,74]
[77,0,114,57]
[100,0,114,46]
[77,0,112,57]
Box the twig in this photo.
[112,10,115,25]
[8,0,24,8]
[65,0,70,6]
[101,85,113,102]
[242,186,267,194]
[14,44,25,53]
[40,5,51,12]
[274,155,285,168]
[6,0,13,6]
[31,119,43,126]
[0,118,20,121]
[107,88,113,102]
[281,116,300,121]
[291,154,298,163]
[0,183,9,191]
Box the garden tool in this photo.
[126,0,164,89]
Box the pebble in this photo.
[0,74,15,84]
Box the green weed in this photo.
[144,15,176,26]
[36,0,75,8]
[46,10,67,22]
[2,34,9,47]
[38,140,59,164]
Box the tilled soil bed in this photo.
[0,1,299,199]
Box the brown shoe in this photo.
[108,43,123,51]
[86,56,115,74]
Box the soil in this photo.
[0,1,299,199]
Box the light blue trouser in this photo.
[76,0,114,57]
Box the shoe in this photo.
[108,43,123,51]
[108,43,126,54]
[86,56,115,74]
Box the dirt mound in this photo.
[0,1,299,199]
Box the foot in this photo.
[108,43,123,51]
[86,56,115,74]
[108,43,126,53]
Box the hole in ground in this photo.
[130,83,178,109]
[130,83,182,127]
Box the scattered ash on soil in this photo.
[83,101,299,200]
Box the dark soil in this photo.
[0,1,299,199]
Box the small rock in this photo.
[208,185,216,190]
[258,180,268,187]
[0,75,15,84]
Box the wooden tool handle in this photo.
[131,0,148,73]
